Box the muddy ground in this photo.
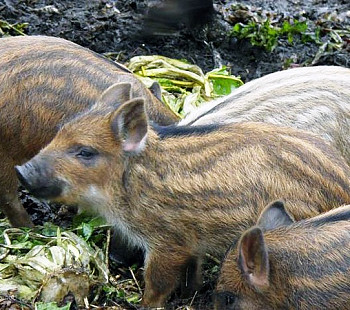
[0,0,350,309]
[1,0,349,82]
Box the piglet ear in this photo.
[238,227,269,291]
[149,81,163,102]
[96,82,132,108]
[257,201,294,231]
[110,98,148,154]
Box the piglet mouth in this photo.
[24,184,63,200]
[15,165,64,200]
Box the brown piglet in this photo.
[0,35,178,227]
[15,83,350,307]
[215,201,350,310]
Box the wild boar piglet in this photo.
[181,66,350,164]
[216,201,350,310]
[0,35,177,227]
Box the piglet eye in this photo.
[76,147,98,160]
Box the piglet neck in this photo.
[121,125,224,207]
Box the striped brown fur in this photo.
[0,35,178,227]
[216,202,350,310]
[180,66,350,164]
[15,84,350,307]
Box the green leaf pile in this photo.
[0,219,108,306]
[231,19,309,52]
[127,55,243,117]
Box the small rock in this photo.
[32,5,60,14]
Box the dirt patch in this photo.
[1,0,349,82]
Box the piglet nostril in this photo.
[25,162,33,170]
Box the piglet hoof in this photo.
[141,294,167,309]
